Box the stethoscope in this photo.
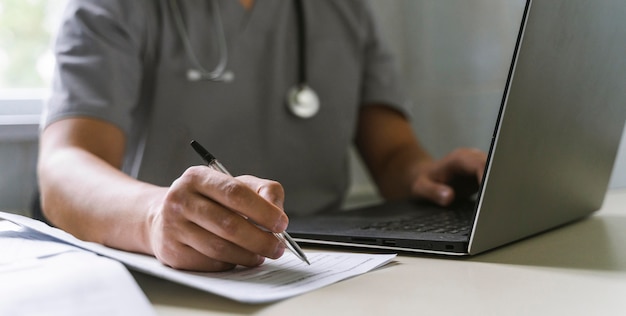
[170,0,320,119]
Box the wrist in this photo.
[138,185,168,256]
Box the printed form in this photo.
[0,212,396,304]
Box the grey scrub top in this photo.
[44,0,410,215]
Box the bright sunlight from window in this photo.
[0,0,67,92]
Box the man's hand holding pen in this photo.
[146,166,290,272]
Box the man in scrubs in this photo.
[37,0,486,271]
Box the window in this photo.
[0,0,67,91]
[0,0,67,140]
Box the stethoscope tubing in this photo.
[170,0,231,81]
[173,0,320,118]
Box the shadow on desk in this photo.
[131,271,271,313]
[472,215,626,272]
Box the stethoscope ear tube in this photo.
[176,0,320,118]
[172,0,232,82]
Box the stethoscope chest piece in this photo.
[287,84,320,119]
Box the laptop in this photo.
[287,0,626,256]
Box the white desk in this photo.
[134,189,626,315]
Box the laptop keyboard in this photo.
[360,210,472,235]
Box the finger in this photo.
[237,175,285,210]
[180,166,289,233]
[150,201,240,271]
[154,238,237,272]
[412,176,455,206]
[154,187,282,270]
[441,148,487,181]
[154,220,236,271]
[182,194,286,259]
[179,220,277,268]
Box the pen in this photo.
[190,140,311,265]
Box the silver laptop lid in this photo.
[469,0,626,254]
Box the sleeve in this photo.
[42,0,150,136]
[358,2,413,119]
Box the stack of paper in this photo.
[0,211,396,304]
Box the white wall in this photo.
[367,0,523,156]
[353,0,626,199]
[0,141,38,215]
[0,97,41,215]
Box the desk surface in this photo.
[133,189,626,316]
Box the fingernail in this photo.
[439,189,452,204]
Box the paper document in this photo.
[0,221,155,316]
[0,220,82,264]
[0,212,396,303]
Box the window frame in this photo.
[0,89,44,142]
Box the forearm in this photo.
[371,142,432,200]
[38,146,164,255]
[356,105,487,205]
[37,118,292,271]
[356,105,433,200]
